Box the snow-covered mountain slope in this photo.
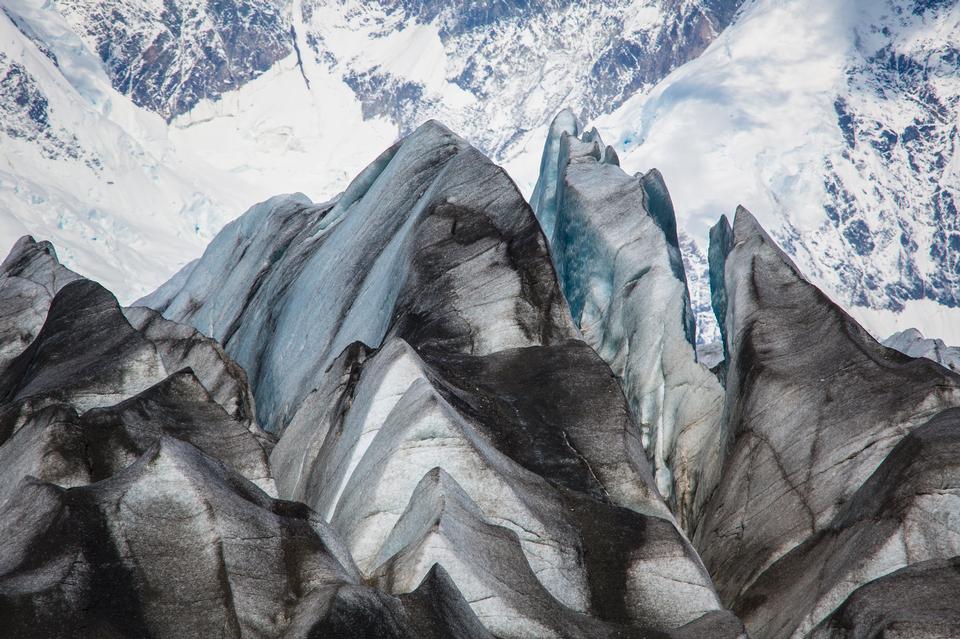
[0,0,742,303]
[167,52,398,208]
[53,0,293,120]
[3,0,957,345]
[0,2,256,302]
[297,0,742,157]
[51,0,742,159]
[163,0,744,210]
[593,0,960,342]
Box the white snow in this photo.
[2,0,957,352]
[586,0,960,346]
[595,0,851,242]
[861,299,960,346]
[169,51,398,207]
[0,5,257,303]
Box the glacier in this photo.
[0,0,744,310]
[138,120,744,637]
[531,110,725,529]
[0,0,959,632]
[0,4,258,302]
[2,0,958,353]
[0,119,958,637]
[883,327,960,374]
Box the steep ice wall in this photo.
[531,111,725,529]
[141,121,742,638]
[139,123,575,435]
[698,206,960,636]
[4,115,960,636]
[0,235,493,639]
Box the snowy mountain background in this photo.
[0,0,743,301]
[596,0,960,343]
[1,0,958,344]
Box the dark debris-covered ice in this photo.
[0,118,957,638]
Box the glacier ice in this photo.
[0,236,81,370]
[0,234,496,638]
[736,407,960,638]
[883,327,960,374]
[2,115,960,637]
[531,110,726,530]
[140,122,576,435]
[142,120,742,638]
[809,556,960,638]
[697,206,960,636]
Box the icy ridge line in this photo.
[0,118,959,638]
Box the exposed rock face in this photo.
[54,0,293,120]
[698,206,960,636]
[305,0,744,159]
[530,110,725,530]
[142,121,740,637]
[45,0,742,148]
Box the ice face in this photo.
[10,112,960,636]
[530,111,725,528]
[531,109,580,241]
[143,121,580,436]
[696,206,960,635]
[0,229,496,639]
[135,120,754,637]
[883,328,960,374]
[707,215,733,368]
[640,169,697,347]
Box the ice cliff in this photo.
[0,119,957,638]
